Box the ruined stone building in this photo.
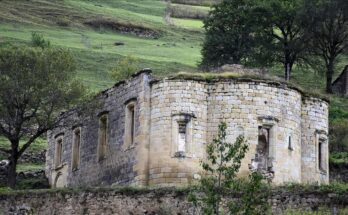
[46,69,329,188]
[332,65,348,96]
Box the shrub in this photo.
[30,32,50,49]
[189,122,270,214]
[109,55,140,81]
[168,4,208,19]
[56,16,71,27]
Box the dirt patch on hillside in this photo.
[84,18,161,38]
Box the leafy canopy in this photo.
[200,0,271,69]
[0,45,85,187]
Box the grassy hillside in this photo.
[0,0,347,176]
[0,0,206,91]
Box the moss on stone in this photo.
[162,71,330,102]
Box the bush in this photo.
[189,122,270,215]
[168,4,208,19]
[56,16,71,27]
[110,55,140,81]
[31,32,50,49]
[330,152,348,169]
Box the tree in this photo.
[258,0,310,81]
[200,0,270,70]
[189,122,269,215]
[304,0,348,93]
[110,55,140,81]
[200,0,310,81]
[0,46,85,188]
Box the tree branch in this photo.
[18,128,47,157]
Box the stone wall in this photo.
[46,70,152,188]
[301,98,329,184]
[0,188,347,215]
[46,70,329,188]
[206,81,303,184]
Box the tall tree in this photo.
[305,0,348,93]
[200,0,270,70]
[0,46,85,188]
[259,0,310,81]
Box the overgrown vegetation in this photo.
[189,122,270,214]
[31,32,50,49]
[285,207,348,215]
[167,4,209,19]
[110,55,141,81]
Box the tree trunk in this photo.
[326,61,334,93]
[8,139,19,188]
[7,155,18,188]
[284,62,291,81]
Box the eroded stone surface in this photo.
[46,70,329,188]
[0,189,347,215]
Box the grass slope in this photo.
[0,0,203,91]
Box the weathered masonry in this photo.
[46,69,329,188]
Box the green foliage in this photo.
[229,173,270,215]
[200,0,271,69]
[0,45,86,187]
[31,32,50,49]
[330,152,348,168]
[329,121,348,153]
[168,4,209,20]
[280,182,348,196]
[258,0,310,80]
[303,0,348,93]
[285,207,348,215]
[110,55,141,81]
[17,163,44,172]
[171,0,220,6]
[15,178,49,190]
[0,187,12,193]
[0,137,47,154]
[189,122,269,214]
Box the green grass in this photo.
[171,3,211,11]
[0,0,203,91]
[172,18,204,29]
[330,152,348,167]
[285,208,348,215]
[0,136,47,154]
[17,163,45,172]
